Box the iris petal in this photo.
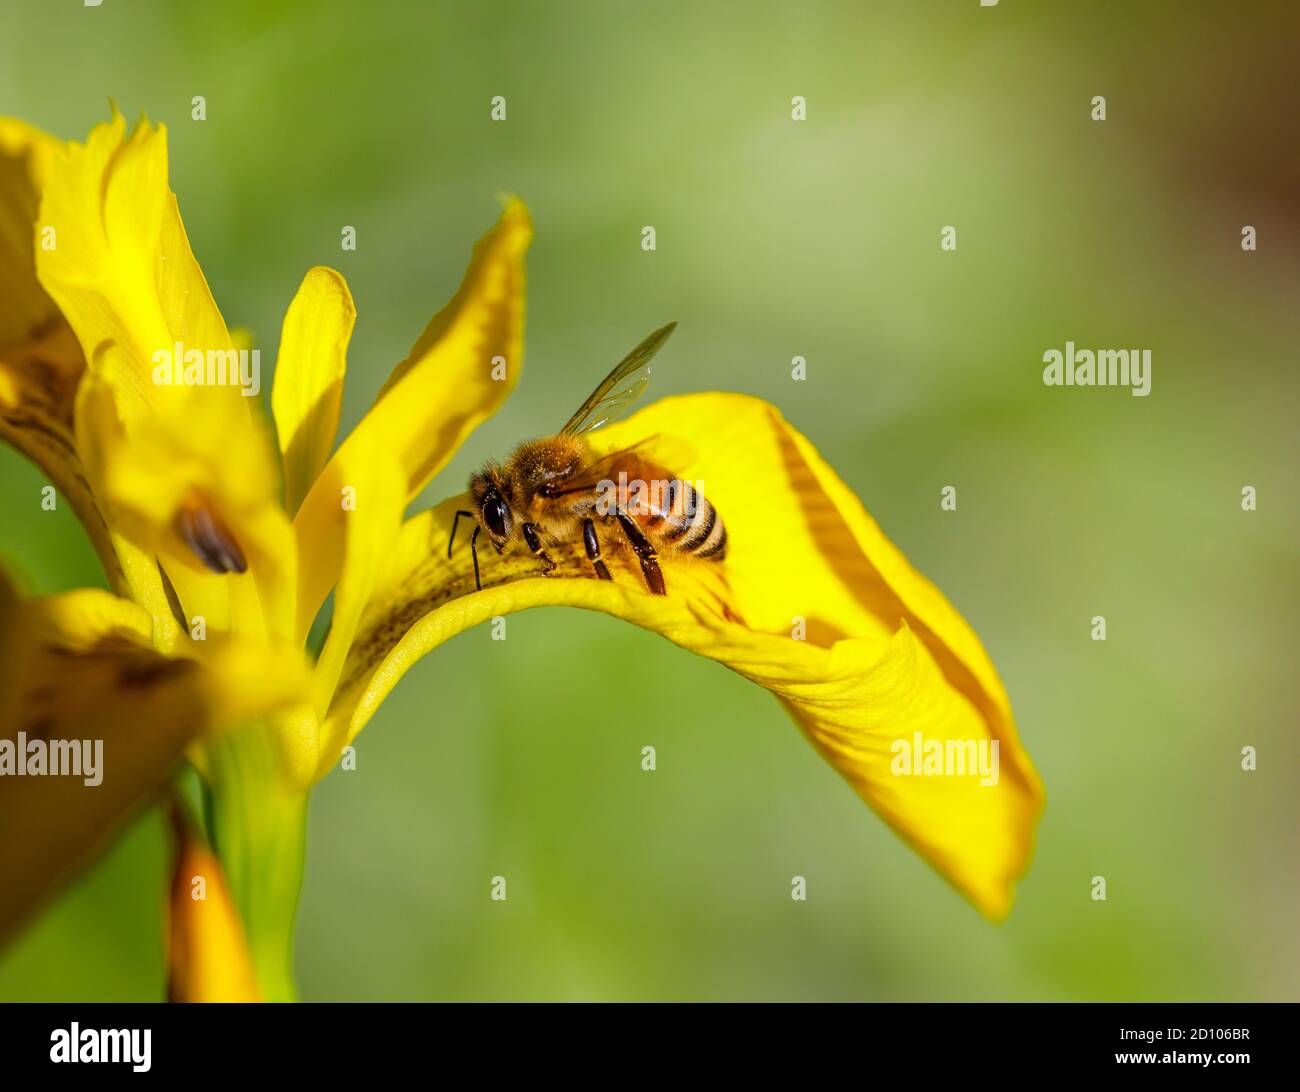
[291,200,532,642]
[31,112,296,640]
[270,267,355,516]
[0,118,123,589]
[320,393,1044,918]
[0,572,311,942]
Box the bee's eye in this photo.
[482,493,511,539]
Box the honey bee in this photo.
[449,322,727,595]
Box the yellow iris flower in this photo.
[0,111,1043,1001]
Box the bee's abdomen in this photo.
[657,479,727,561]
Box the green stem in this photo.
[205,726,308,1003]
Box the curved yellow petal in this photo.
[310,446,405,728]
[270,267,355,516]
[291,199,531,641]
[166,804,260,1002]
[76,363,295,641]
[0,121,188,633]
[0,119,125,590]
[321,393,1043,918]
[0,571,312,943]
[0,118,61,343]
[36,112,200,410]
[33,112,295,640]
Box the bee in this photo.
[449,322,727,596]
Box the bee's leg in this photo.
[469,526,482,591]
[615,513,666,596]
[448,509,475,559]
[582,518,613,581]
[521,522,557,575]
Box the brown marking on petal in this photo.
[0,325,126,590]
[115,656,194,690]
[26,684,55,706]
[176,502,248,574]
[156,561,190,632]
[24,716,55,741]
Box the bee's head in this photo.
[469,468,513,546]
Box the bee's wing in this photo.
[559,322,677,437]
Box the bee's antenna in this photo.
[448,509,475,559]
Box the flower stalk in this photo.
[204,727,308,1003]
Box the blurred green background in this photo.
[1,0,1295,1001]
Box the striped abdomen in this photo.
[623,472,727,561]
